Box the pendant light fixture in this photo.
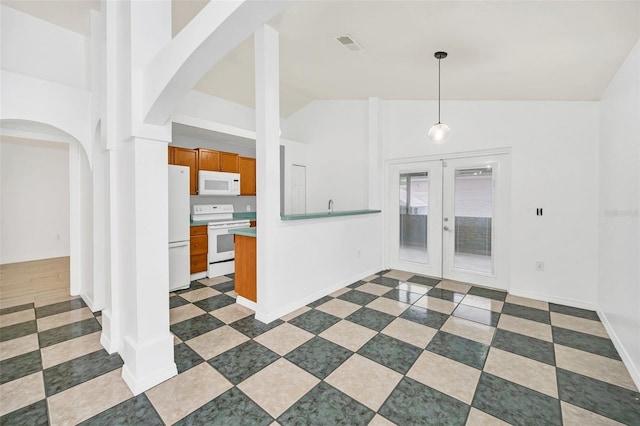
[428,51,450,143]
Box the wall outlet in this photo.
[535,261,544,271]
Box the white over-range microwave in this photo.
[198,171,240,196]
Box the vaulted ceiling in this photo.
[5,0,639,117]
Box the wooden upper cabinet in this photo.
[239,156,256,195]
[197,149,239,173]
[197,148,220,172]
[220,152,240,173]
[170,147,198,195]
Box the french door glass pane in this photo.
[453,167,493,273]
[399,172,429,264]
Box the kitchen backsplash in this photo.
[190,195,256,213]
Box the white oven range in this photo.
[191,204,250,278]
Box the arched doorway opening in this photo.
[0,119,93,309]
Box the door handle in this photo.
[443,226,451,231]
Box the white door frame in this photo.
[385,149,511,290]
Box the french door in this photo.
[387,154,509,289]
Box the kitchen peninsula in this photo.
[229,209,381,310]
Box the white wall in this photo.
[175,90,257,132]
[0,5,88,90]
[598,40,640,386]
[383,100,600,308]
[0,136,70,264]
[285,101,369,213]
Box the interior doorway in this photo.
[387,153,509,290]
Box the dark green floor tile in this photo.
[208,341,279,385]
[345,307,395,332]
[169,295,190,309]
[0,303,34,316]
[452,304,500,327]
[472,372,562,426]
[35,298,86,318]
[193,294,236,312]
[347,280,365,289]
[549,303,600,321]
[467,286,507,301]
[174,343,204,373]
[557,368,640,425]
[43,349,123,396]
[0,350,42,385]
[277,382,374,425]
[370,276,400,287]
[170,314,225,341]
[229,316,283,338]
[225,273,235,279]
[337,290,377,306]
[212,280,235,293]
[382,289,422,304]
[427,287,466,303]
[307,295,333,308]
[176,387,272,426]
[38,318,101,348]
[552,326,620,360]
[492,329,555,365]
[357,334,422,374]
[379,377,469,425]
[407,275,441,286]
[376,269,392,275]
[285,336,353,379]
[79,394,163,426]
[288,309,340,334]
[502,302,550,324]
[0,320,37,343]
[400,306,449,329]
[0,399,48,425]
[427,331,489,370]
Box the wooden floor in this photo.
[0,257,72,309]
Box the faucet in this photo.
[328,199,334,213]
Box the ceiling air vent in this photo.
[336,34,364,52]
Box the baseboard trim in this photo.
[236,296,257,312]
[597,308,640,391]
[508,288,598,312]
[122,363,177,396]
[254,266,382,324]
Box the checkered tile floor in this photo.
[1,270,639,425]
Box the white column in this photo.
[255,25,281,322]
[368,97,383,210]
[99,0,176,394]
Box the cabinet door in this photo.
[190,235,208,255]
[173,147,198,195]
[168,146,175,164]
[197,149,220,171]
[239,157,256,195]
[220,152,240,173]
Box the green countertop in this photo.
[190,220,210,227]
[280,209,381,221]
[228,227,257,237]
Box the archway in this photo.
[0,119,94,309]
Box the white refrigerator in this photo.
[168,165,190,291]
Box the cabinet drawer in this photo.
[190,226,207,236]
[190,235,208,255]
[190,254,208,273]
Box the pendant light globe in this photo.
[428,122,451,143]
[428,51,450,143]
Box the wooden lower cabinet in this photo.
[234,235,256,302]
[190,226,208,274]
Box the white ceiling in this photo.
[5,1,640,117]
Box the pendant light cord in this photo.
[437,56,441,124]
